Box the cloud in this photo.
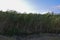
[54,5,60,9]
[41,11,52,14]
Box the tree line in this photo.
[0,10,60,36]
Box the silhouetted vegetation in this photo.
[0,10,60,36]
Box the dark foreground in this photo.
[0,33,60,40]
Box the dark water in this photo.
[15,33,60,40]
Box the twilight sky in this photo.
[0,0,60,14]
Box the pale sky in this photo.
[0,0,36,13]
[0,0,60,14]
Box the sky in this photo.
[0,0,60,14]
